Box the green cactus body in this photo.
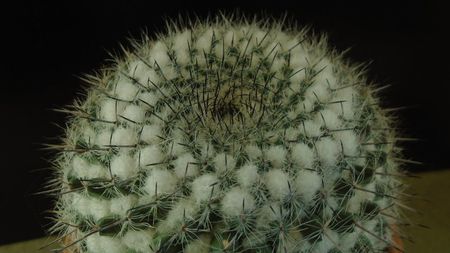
[50,17,405,253]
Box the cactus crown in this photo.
[48,15,406,253]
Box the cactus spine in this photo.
[49,16,407,253]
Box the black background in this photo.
[1,0,448,245]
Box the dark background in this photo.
[1,0,448,245]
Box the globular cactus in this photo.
[48,15,408,253]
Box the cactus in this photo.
[48,15,408,253]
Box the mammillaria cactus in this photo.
[48,16,408,253]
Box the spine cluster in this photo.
[49,17,407,253]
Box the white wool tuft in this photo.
[347,188,373,213]
[285,127,299,141]
[95,129,112,147]
[157,105,173,123]
[282,36,299,50]
[99,99,118,122]
[71,156,88,177]
[121,104,145,124]
[86,233,127,253]
[213,152,236,173]
[223,30,235,48]
[296,98,314,113]
[300,120,322,137]
[237,29,253,51]
[333,85,355,101]
[72,194,110,221]
[314,228,339,253]
[294,169,322,202]
[339,231,360,252]
[122,229,155,253]
[88,164,108,179]
[173,29,192,65]
[245,144,262,161]
[289,46,308,69]
[315,137,340,167]
[221,187,256,216]
[85,233,103,253]
[72,156,108,179]
[264,169,291,200]
[111,127,138,146]
[330,87,356,120]
[71,193,91,215]
[196,28,214,53]
[114,76,139,101]
[82,127,96,145]
[173,153,199,178]
[185,234,212,253]
[110,195,137,217]
[289,70,306,92]
[354,157,367,168]
[264,145,287,168]
[256,203,282,225]
[315,109,341,130]
[191,174,218,203]
[287,109,298,120]
[128,59,160,86]
[236,163,259,188]
[143,168,178,198]
[160,64,177,80]
[291,142,314,169]
[264,41,280,56]
[159,199,198,234]
[141,124,162,144]
[313,58,339,90]
[110,152,138,179]
[169,129,187,156]
[138,91,160,108]
[149,41,170,67]
[89,198,112,221]
[341,99,355,120]
[252,29,269,47]
[305,81,331,103]
[139,145,164,167]
[333,131,359,156]
[270,57,284,73]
